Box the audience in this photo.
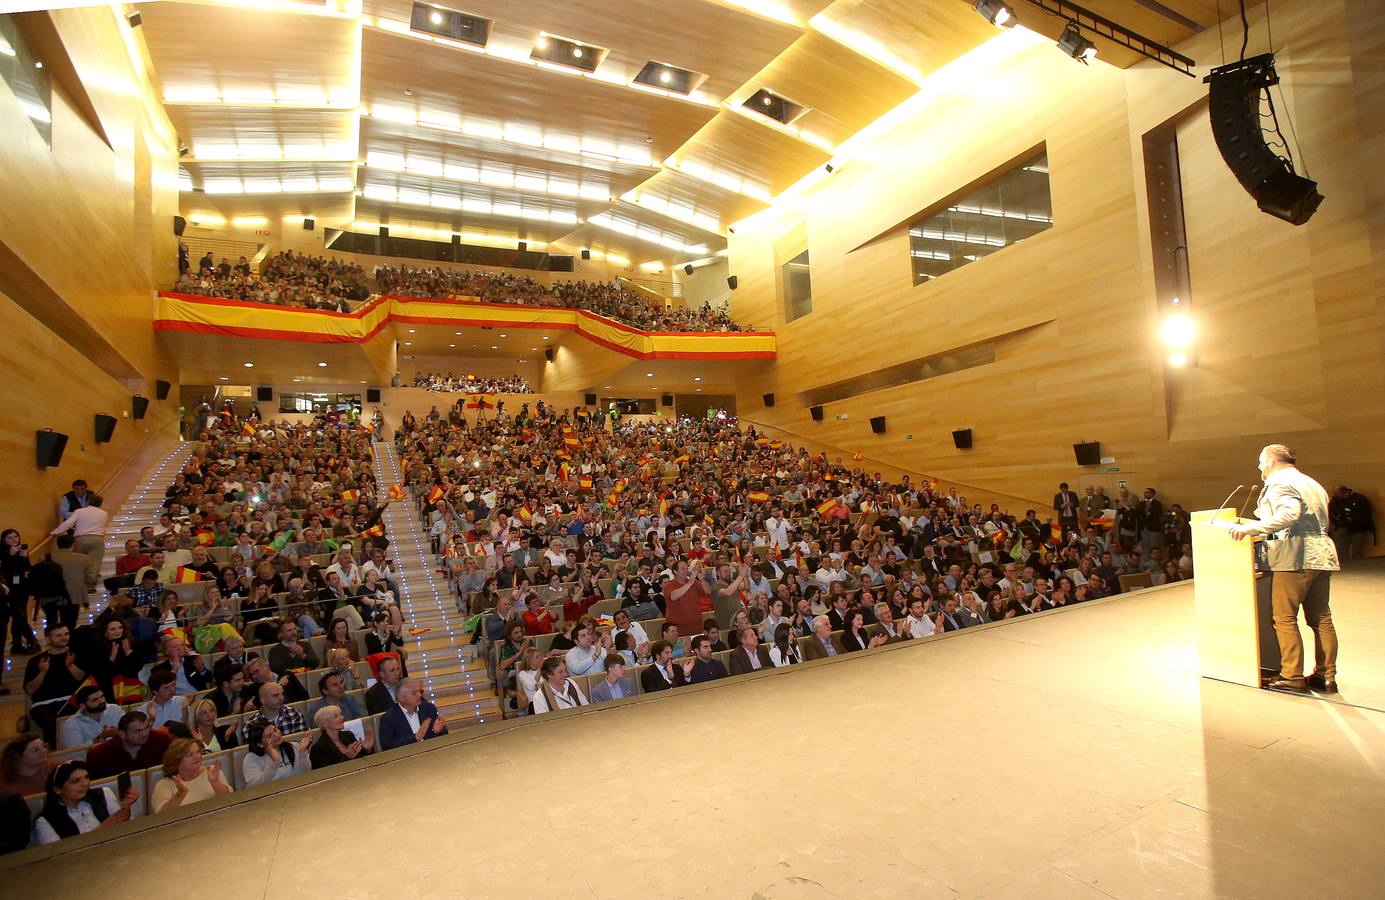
[413,372,533,394]
[173,250,369,311]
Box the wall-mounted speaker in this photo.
[36,429,68,468]
[584,392,597,406]
[378,226,389,239]
[132,395,149,420]
[580,249,591,260]
[810,405,823,422]
[870,416,886,435]
[762,392,774,408]
[173,215,186,236]
[684,264,694,275]
[1073,441,1102,466]
[256,386,273,402]
[303,217,315,231]
[661,394,673,407]
[94,414,117,443]
[1205,54,1323,225]
[366,388,381,403]
[727,275,738,290]
[518,241,528,253]
[952,428,973,449]
[155,379,171,400]
[544,347,555,363]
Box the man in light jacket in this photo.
[1229,444,1340,694]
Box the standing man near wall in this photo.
[50,496,108,595]
[1328,486,1374,562]
[1228,444,1340,694]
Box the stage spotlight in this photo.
[429,9,443,25]
[1160,314,1195,347]
[1057,23,1097,63]
[973,0,1013,27]
[1168,351,1188,368]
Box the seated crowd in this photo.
[392,405,1191,718]
[173,249,371,311]
[0,414,450,852]
[374,263,746,332]
[412,372,533,394]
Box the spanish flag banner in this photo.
[1050,522,1064,542]
[658,496,669,517]
[427,484,445,504]
[704,513,714,526]
[673,453,690,465]
[465,395,495,410]
[564,435,580,448]
[340,489,360,502]
[747,490,770,503]
[174,566,205,583]
[517,503,533,524]
[241,422,256,437]
[769,440,784,450]
[558,462,571,482]
[387,484,405,501]
[853,451,863,462]
[194,530,214,546]
[817,498,840,517]
[579,475,593,491]
[358,523,385,539]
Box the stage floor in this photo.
[7,564,1385,898]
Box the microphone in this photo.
[1213,485,1247,522]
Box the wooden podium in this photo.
[1191,508,1280,687]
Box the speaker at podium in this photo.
[1191,507,1280,688]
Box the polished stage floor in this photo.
[7,563,1385,898]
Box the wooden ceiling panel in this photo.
[360,29,719,164]
[671,111,832,197]
[139,2,358,103]
[626,168,769,232]
[168,106,356,158]
[159,331,381,386]
[180,192,356,226]
[358,169,612,222]
[812,0,1003,83]
[353,197,577,246]
[364,0,805,99]
[743,32,916,147]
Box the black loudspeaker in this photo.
[256,386,273,402]
[810,405,824,422]
[870,416,886,434]
[545,348,555,363]
[952,428,972,449]
[367,388,381,403]
[36,429,68,468]
[1205,55,1323,225]
[379,226,389,239]
[684,264,694,275]
[94,414,117,443]
[155,379,171,400]
[132,395,149,420]
[584,392,597,405]
[173,215,186,236]
[762,392,774,408]
[518,241,528,253]
[661,394,673,407]
[303,218,315,231]
[727,275,738,290]
[580,249,591,260]
[1074,441,1102,466]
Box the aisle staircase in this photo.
[95,442,200,593]
[370,441,501,728]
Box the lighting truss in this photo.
[1022,0,1196,76]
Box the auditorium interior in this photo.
[1,0,1383,895]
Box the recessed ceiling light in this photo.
[404,341,412,346]
[292,377,302,382]
[490,345,498,349]
[530,347,538,351]
[646,372,653,377]
[449,343,456,348]
[455,331,462,336]
[318,362,328,367]
[219,376,229,381]
[243,362,254,368]
[603,385,611,389]
[693,376,701,382]
[696,388,702,392]
[499,333,507,338]
[408,329,416,333]
[360,380,368,384]
[659,70,672,84]
[428,10,443,25]
[536,35,548,48]
[33,61,43,70]
[403,88,413,97]
[542,336,549,341]
[762,95,771,105]
[572,47,583,58]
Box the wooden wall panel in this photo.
[539,337,633,394]
[726,3,1385,542]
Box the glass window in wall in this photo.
[783,249,812,322]
[909,150,1052,284]
[0,15,53,147]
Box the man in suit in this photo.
[364,655,404,714]
[728,626,772,675]
[1229,444,1341,694]
[937,596,968,632]
[267,620,320,676]
[801,615,840,661]
[1053,482,1079,538]
[378,678,449,750]
[680,635,726,684]
[1137,488,1164,555]
[826,594,852,631]
[589,655,637,703]
[639,641,685,692]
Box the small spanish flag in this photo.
[929,477,940,487]
[658,496,669,517]
[427,484,445,504]
[340,489,360,502]
[241,422,256,437]
[769,440,784,450]
[817,498,839,517]
[704,513,714,526]
[1050,522,1064,542]
[358,523,384,539]
[174,566,205,583]
[388,484,405,501]
[555,449,571,460]
[558,462,571,482]
[756,437,769,446]
[465,396,495,410]
[853,451,863,462]
[517,503,533,524]
[673,453,690,465]
[408,627,432,637]
[747,490,770,503]
[194,530,214,546]
[579,475,593,491]
[564,435,580,448]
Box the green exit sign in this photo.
[1097,466,1121,474]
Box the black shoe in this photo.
[1307,673,1339,694]
[1264,676,1309,694]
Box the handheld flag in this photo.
[174,566,205,583]
[816,498,839,517]
[579,475,593,491]
[853,451,863,462]
[388,484,406,501]
[673,453,690,465]
[408,627,432,636]
[194,530,214,546]
[241,422,256,437]
[1050,522,1064,543]
[559,462,571,482]
[427,484,445,504]
[339,489,360,502]
[564,435,580,448]
[517,503,533,524]
[658,496,669,517]
[747,490,770,503]
[358,523,385,540]
[270,529,295,552]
